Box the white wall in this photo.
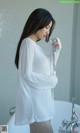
[70,4,80,105]
[74,5,80,104]
[0,0,74,124]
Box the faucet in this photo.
[59,98,80,133]
[71,98,78,121]
[66,98,79,131]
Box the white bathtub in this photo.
[7,100,80,133]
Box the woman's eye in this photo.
[46,26,49,29]
[46,26,51,31]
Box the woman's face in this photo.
[35,21,52,41]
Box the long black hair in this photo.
[15,8,56,69]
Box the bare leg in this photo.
[30,120,53,133]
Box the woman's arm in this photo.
[51,38,62,68]
[19,39,58,89]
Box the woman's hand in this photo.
[52,38,62,51]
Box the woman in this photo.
[14,8,61,133]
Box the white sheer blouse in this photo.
[15,37,61,125]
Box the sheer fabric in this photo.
[15,38,61,125]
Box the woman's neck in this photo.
[29,34,37,42]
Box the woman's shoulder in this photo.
[22,37,35,46]
[21,38,35,51]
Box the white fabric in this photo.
[15,37,61,125]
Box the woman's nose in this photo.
[46,29,50,35]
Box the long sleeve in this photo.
[19,39,58,90]
[50,38,62,99]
